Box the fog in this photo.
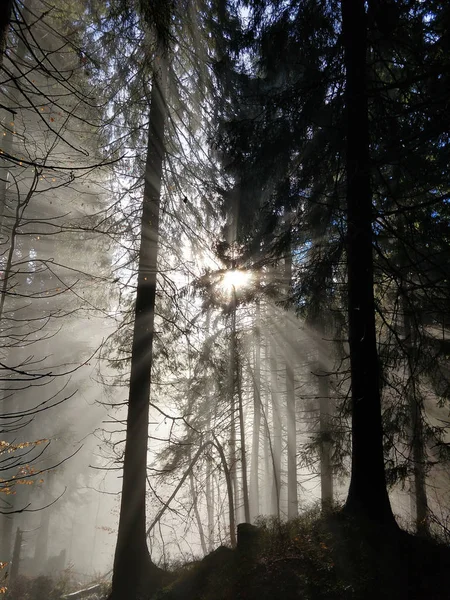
[1,1,450,599]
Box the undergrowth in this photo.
[154,506,450,600]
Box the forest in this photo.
[1,0,450,598]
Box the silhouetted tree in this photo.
[109,34,169,600]
[340,0,395,525]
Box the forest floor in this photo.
[154,509,450,600]
[6,509,450,599]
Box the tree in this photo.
[340,0,395,525]
[1,0,112,571]
[284,231,298,519]
[90,0,450,571]
[109,34,169,600]
[249,299,261,520]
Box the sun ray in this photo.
[220,269,253,294]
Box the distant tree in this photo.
[0,0,114,570]
[249,299,261,520]
[284,229,298,518]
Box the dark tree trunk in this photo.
[110,50,168,600]
[204,311,215,549]
[237,350,251,523]
[205,453,215,551]
[270,334,281,518]
[341,0,395,526]
[228,294,238,520]
[189,452,208,555]
[0,514,13,564]
[250,300,261,520]
[214,435,237,547]
[318,360,333,510]
[263,341,271,514]
[285,251,298,519]
[9,527,22,584]
[403,301,429,536]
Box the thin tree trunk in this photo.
[270,334,281,518]
[250,300,261,520]
[33,470,55,574]
[403,300,428,535]
[286,353,296,519]
[341,0,395,525]
[318,360,333,510]
[189,453,207,555]
[9,527,22,585]
[33,506,50,574]
[0,514,13,565]
[263,340,271,514]
[205,452,214,551]
[216,475,227,544]
[214,435,237,547]
[228,291,238,520]
[285,249,298,519]
[203,310,215,549]
[110,47,168,600]
[145,439,235,548]
[236,347,250,522]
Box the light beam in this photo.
[220,269,252,293]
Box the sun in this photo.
[220,269,252,294]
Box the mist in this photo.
[1,1,450,600]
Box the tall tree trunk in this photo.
[228,293,238,521]
[33,471,55,574]
[250,300,261,520]
[214,435,237,547]
[236,345,250,522]
[189,453,207,555]
[9,527,22,585]
[204,311,215,548]
[285,249,298,519]
[33,506,51,574]
[263,340,271,514]
[205,452,215,551]
[0,514,13,565]
[318,357,333,510]
[403,299,429,535]
[110,47,168,600]
[341,0,395,525]
[270,333,281,518]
